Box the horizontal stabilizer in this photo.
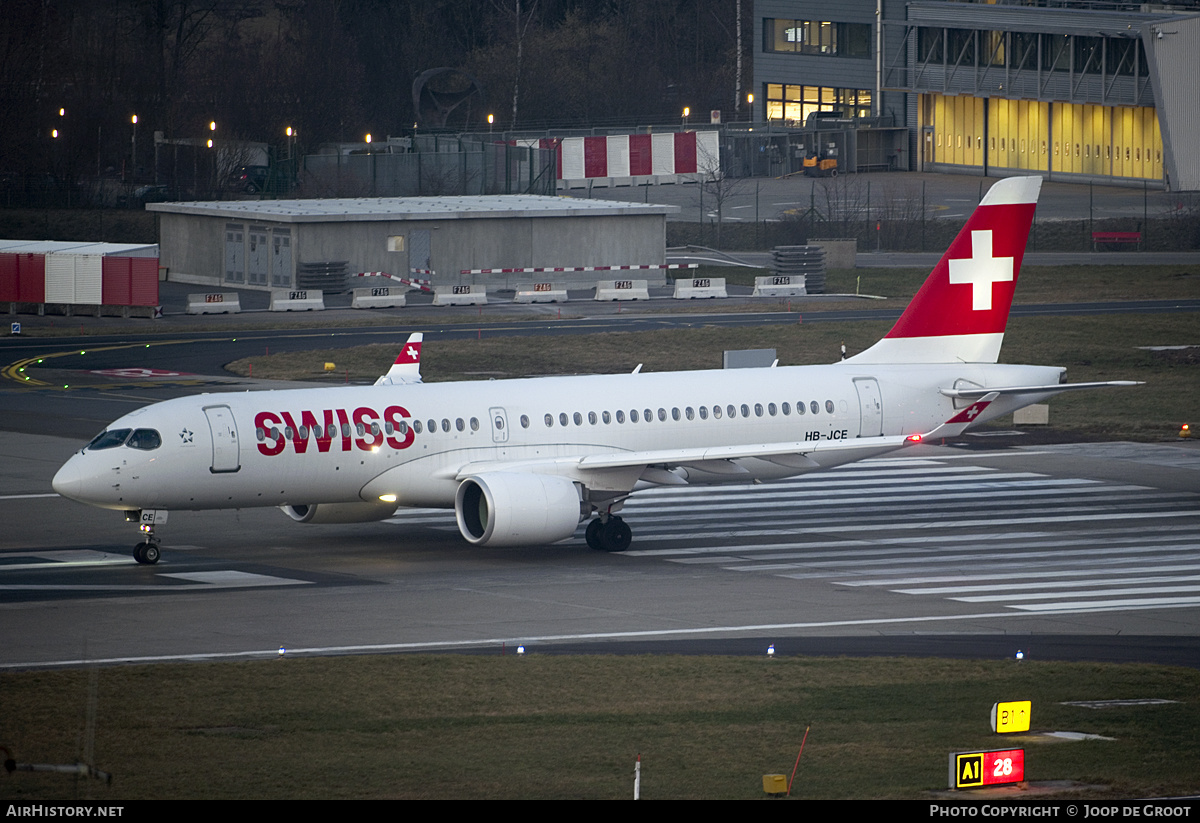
[940,381,1141,400]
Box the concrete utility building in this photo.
[148,195,678,291]
[754,0,1200,190]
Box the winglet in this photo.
[920,392,1000,441]
[374,333,423,386]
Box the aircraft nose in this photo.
[52,455,85,501]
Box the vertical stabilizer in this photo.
[844,176,1040,365]
[374,333,424,385]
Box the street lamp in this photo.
[130,115,138,181]
[746,93,754,122]
[488,113,494,134]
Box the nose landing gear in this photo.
[126,509,167,564]
[133,538,161,565]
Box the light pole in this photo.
[130,115,138,181]
[682,107,690,129]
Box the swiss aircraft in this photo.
[53,176,1136,563]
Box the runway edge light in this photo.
[1180,423,1191,439]
[991,700,1032,733]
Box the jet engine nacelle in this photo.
[455,472,584,547]
[281,500,399,524]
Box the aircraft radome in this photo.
[53,176,1138,563]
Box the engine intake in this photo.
[455,473,583,547]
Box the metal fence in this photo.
[300,141,557,198]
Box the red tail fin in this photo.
[845,176,1040,365]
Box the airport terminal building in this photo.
[754,0,1200,190]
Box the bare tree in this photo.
[696,136,744,249]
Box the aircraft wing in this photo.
[449,431,924,485]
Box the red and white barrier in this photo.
[547,131,720,187]
[354,271,433,292]
[462,264,697,275]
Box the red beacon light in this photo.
[906,433,923,443]
[1180,423,1191,439]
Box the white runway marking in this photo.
[609,456,1200,618]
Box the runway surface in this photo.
[2,430,1197,669]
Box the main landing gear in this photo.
[585,515,632,553]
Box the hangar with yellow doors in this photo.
[882,1,1200,190]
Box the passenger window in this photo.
[573,412,582,426]
[455,418,465,432]
[256,427,265,441]
[588,411,597,425]
[644,409,652,422]
[754,403,763,417]
[797,401,806,415]
[658,408,666,422]
[441,419,451,432]
[414,420,423,434]
[810,401,819,415]
[427,419,436,433]
[825,400,835,414]
[713,405,722,420]
[545,414,553,427]
[602,411,611,424]
[740,404,750,418]
[699,406,708,420]
[684,407,693,420]
[287,426,297,440]
[616,410,625,424]
[782,402,791,416]
[470,418,479,431]
[630,410,639,423]
[521,415,530,428]
[559,412,568,427]
[727,405,736,419]
[768,403,777,416]
[398,421,408,435]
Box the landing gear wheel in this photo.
[133,541,160,565]
[599,517,632,553]
[585,518,604,551]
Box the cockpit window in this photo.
[127,429,162,451]
[86,428,132,450]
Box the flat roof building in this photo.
[148,195,679,291]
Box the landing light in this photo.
[378,494,397,503]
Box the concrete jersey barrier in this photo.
[594,279,649,301]
[269,289,325,311]
[432,284,488,306]
[752,275,807,297]
[351,286,407,309]
[514,283,568,303]
[186,292,241,314]
[673,277,727,299]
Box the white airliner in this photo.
[53,176,1136,563]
